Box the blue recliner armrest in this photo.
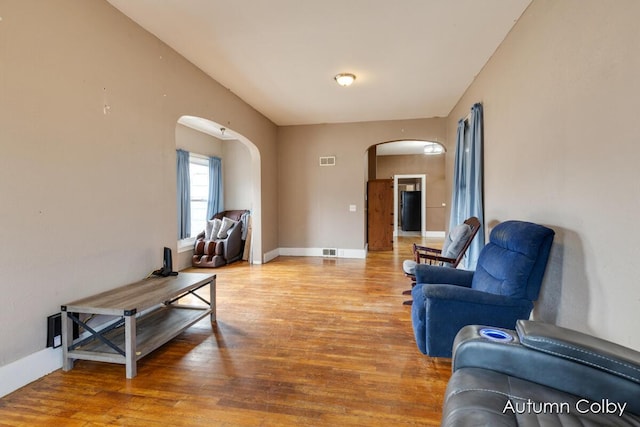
[423,284,534,307]
[414,264,474,287]
[411,284,533,357]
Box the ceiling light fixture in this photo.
[424,142,445,155]
[334,73,356,87]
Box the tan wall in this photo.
[377,154,446,231]
[277,118,446,250]
[223,142,253,212]
[0,0,277,366]
[446,0,640,350]
[176,124,224,158]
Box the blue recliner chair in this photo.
[411,220,555,357]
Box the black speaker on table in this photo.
[153,247,178,277]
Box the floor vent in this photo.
[322,248,338,257]
[319,156,336,166]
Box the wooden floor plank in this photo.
[0,236,451,426]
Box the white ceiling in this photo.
[376,140,444,156]
[107,0,531,126]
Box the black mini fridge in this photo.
[401,191,421,231]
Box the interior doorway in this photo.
[393,174,426,236]
[366,139,446,251]
[176,115,263,264]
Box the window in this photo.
[187,154,210,239]
[177,149,223,247]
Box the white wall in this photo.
[446,0,640,350]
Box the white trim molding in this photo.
[0,347,62,398]
[425,231,446,238]
[262,248,280,264]
[177,237,196,253]
[276,247,367,259]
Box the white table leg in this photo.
[124,313,137,378]
[61,310,74,371]
[210,277,216,323]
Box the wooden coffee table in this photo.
[61,272,216,378]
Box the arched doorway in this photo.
[366,139,446,250]
[176,115,263,264]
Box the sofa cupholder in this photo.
[479,328,514,342]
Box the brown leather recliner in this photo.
[192,210,249,268]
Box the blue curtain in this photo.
[176,149,191,239]
[449,103,485,269]
[206,156,224,220]
[449,119,467,231]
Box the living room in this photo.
[1,0,639,424]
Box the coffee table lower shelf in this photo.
[66,305,211,375]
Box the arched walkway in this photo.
[177,115,263,263]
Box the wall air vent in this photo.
[319,156,336,166]
[322,248,338,257]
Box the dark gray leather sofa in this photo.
[442,320,640,426]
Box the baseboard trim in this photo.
[0,347,62,398]
[277,247,366,259]
[338,248,367,259]
[262,248,279,264]
[425,231,446,238]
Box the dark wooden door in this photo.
[367,179,394,251]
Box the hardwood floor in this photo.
[0,237,451,426]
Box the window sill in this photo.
[177,238,196,254]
